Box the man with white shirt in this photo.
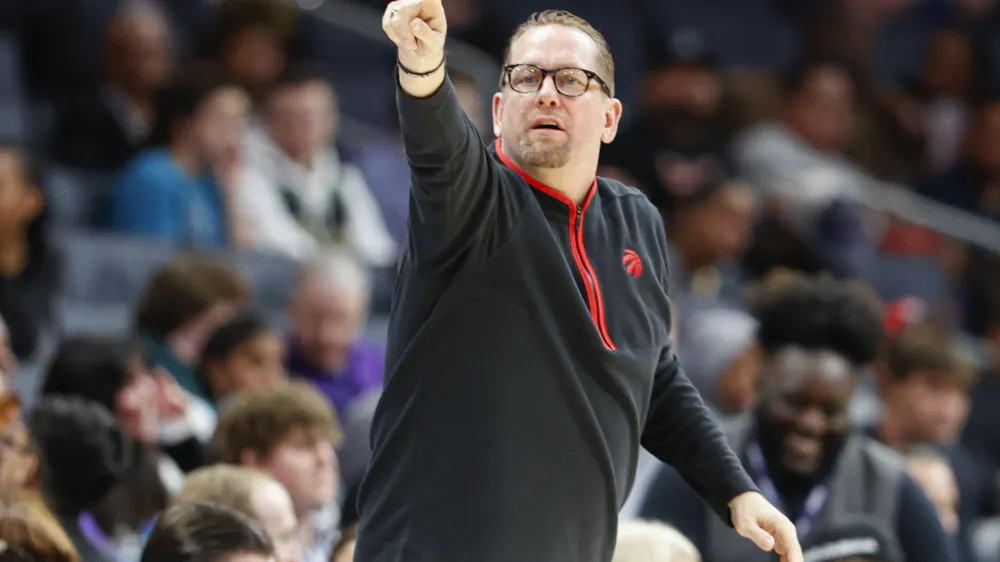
[239,64,397,266]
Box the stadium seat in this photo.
[53,230,175,305]
[45,166,115,228]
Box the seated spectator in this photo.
[801,519,903,562]
[663,175,755,308]
[175,464,302,562]
[204,0,298,103]
[677,307,760,417]
[286,252,382,415]
[599,30,726,212]
[212,382,342,562]
[330,524,356,562]
[0,489,80,562]
[0,144,58,361]
[612,519,701,562]
[640,275,954,562]
[199,311,287,406]
[51,5,172,172]
[732,58,876,279]
[27,396,162,561]
[141,502,275,562]
[41,334,212,475]
[871,313,984,543]
[108,67,251,249]
[238,65,396,266]
[134,256,249,402]
[917,92,1000,221]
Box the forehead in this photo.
[508,25,600,72]
[767,347,855,395]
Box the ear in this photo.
[491,92,504,140]
[600,97,624,144]
[23,186,44,220]
[240,448,262,469]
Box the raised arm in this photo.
[382,0,502,264]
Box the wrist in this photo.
[397,52,445,75]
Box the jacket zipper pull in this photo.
[575,207,582,230]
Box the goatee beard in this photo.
[519,136,571,168]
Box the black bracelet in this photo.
[397,55,445,77]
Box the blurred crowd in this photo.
[2,0,1000,561]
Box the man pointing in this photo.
[355,1,803,561]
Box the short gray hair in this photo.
[297,248,372,300]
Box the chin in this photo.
[781,454,823,477]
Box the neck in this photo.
[501,138,595,205]
[0,232,28,276]
[876,412,909,450]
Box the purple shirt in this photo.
[287,339,385,415]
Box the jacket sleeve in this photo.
[396,73,504,267]
[641,349,760,526]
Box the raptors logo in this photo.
[622,249,643,279]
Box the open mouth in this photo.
[530,118,565,131]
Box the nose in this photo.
[794,406,827,437]
[535,75,561,108]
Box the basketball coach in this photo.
[355,1,803,561]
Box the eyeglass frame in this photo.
[499,64,612,98]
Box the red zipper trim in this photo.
[574,204,616,350]
[495,139,617,350]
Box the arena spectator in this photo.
[175,464,302,562]
[732,58,877,279]
[141,501,275,562]
[871,315,985,545]
[640,275,954,562]
[199,311,287,406]
[204,0,299,103]
[107,67,251,248]
[918,91,1000,220]
[27,396,158,561]
[0,143,58,361]
[600,29,726,212]
[51,5,173,172]
[212,382,342,562]
[0,489,80,562]
[286,252,382,415]
[238,64,396,266]
[612,519,701,562]
[40,334,212,475]
[134,256,250,402]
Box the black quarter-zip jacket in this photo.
[355,76,758,562]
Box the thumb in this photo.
[738,520,776,552]
[409,18,443,52]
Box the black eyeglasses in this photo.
[500,64,612,98]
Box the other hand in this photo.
[382,0,446,72]
[154,367,191,420]
[729,491,803,562]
